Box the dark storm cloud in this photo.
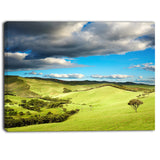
[4,22,155,70]
[4,22,75,36]
[135,34,155,47]
[4,52,86,71]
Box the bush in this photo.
[66,109,80,115]
[8,111,17,116]
[21,100,26,103]
[27,99,47,108]
[48,102,63,108]
[5,107,17,116]
[47,112,53,115]
[5,109,80,128]
[5,99,12,103]
[26,111,31,115]
[63,88,72,93]
[5,107,14,112]
[19,112,25,116]
[5,113,70,128]
[40,96,59,101]
[19,99,48,112]
[62,108,67,112]
[4,91,16,96]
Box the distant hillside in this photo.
[4,76,155,98]
[25,76,154,86]
[4,76,39,97]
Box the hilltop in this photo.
[4,75,154,98]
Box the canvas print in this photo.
[4,21,155,131]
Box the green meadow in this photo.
[5,76,155,131]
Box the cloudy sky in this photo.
[4,21,155,84]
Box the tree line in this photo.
[5,109,80,128]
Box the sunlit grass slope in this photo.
[5,76,38,97]
[5,76,154,97]
[7,86,155,131]
[5,76,107,97]
[24,78,105,97]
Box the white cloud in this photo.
[5,52,86,71]
[129,64,141,69]
[25,71,43,75]
[142,65,155,71]
[29,71,37,75]
[91,74,133,79]
[142,63,155,71]
[138,76,143,79]
[143,62,153,66]
[129,62,155,71]
[129,58,139,61]
[135,78,155,84]
[45,73,85,79]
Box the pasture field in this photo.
[4,76,155,131]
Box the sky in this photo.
[4,21,155,84]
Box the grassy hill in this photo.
[4,76,155,131]
[5,76,154,97]
[4,76,39,97]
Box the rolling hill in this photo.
[4,76,155,131]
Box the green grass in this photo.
[6,85,155,131]
[5,76,38,97]
[124,84,155,89]
[5,76,153,97]
[24,78,108,97]
[4,95,65,118]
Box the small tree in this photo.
[128,99,143,113]
[21,100,26,103]
[47,112,53,115]
[5,99,12,103]
[63,88,72,93]
[19,112,25,116]
[26,111,31,115]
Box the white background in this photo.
[0,0,159,160]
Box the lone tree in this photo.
[128,99,143,113]
[63,88,72,93]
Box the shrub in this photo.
[8,111,17,116]
[19,99,48,112]
[19,112,25,116]
[76,109,80,112]
[26,111,31,115]
[47,112,53,115]
[40,96,59,101]
[5,107,14,112]
[21,100,26,103]
[5,109,80,128]
[48,102,63,108]
[4,91,16,96]
[67,109,80,115]
[5,99,12,103]
[63,88,72,93]
[27,99,47,107]
[63,108,67,112]
[5,107,17,116]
